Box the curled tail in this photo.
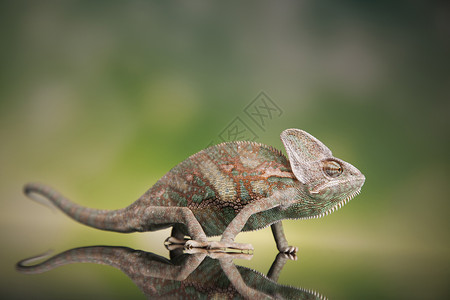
[24,183,139,233]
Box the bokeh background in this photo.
[1,1,449,299]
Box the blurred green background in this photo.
[1,1,449,299]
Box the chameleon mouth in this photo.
[305,188,361,220]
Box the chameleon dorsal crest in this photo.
[280,128,333,184]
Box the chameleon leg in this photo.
[208,189,297,251]
[267,253,290,282]
[271,222,298,254]
[219,257,271,299]
[164,224,192,250]
[141,207,209,248]
[143,251,207,281]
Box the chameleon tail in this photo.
[16,246,135,274]
[23,183,137,233]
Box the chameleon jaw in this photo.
[303,188,361,220]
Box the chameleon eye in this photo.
[323,160,343,178]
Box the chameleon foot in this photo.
[207,241,254,251]
[165,237,209,249]
[164,236,188,245]
[165,243,185,251]
[184,239,209,249]
[280,252,297,261]
[279,246,298,254]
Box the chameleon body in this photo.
[24,129,365,252]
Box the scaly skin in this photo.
[23,129,365,253]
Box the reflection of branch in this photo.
[17,246,326,299]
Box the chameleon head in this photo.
[281,129,365,217]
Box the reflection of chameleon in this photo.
[17,246,327,299]
[24,129,365,252]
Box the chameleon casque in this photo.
[24,129,365,253]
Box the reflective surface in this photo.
[2,1,449,299]
[9,227,449,299]
[17,246,324,299]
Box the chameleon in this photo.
[17,246,327,299]
[24,128,365,253]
